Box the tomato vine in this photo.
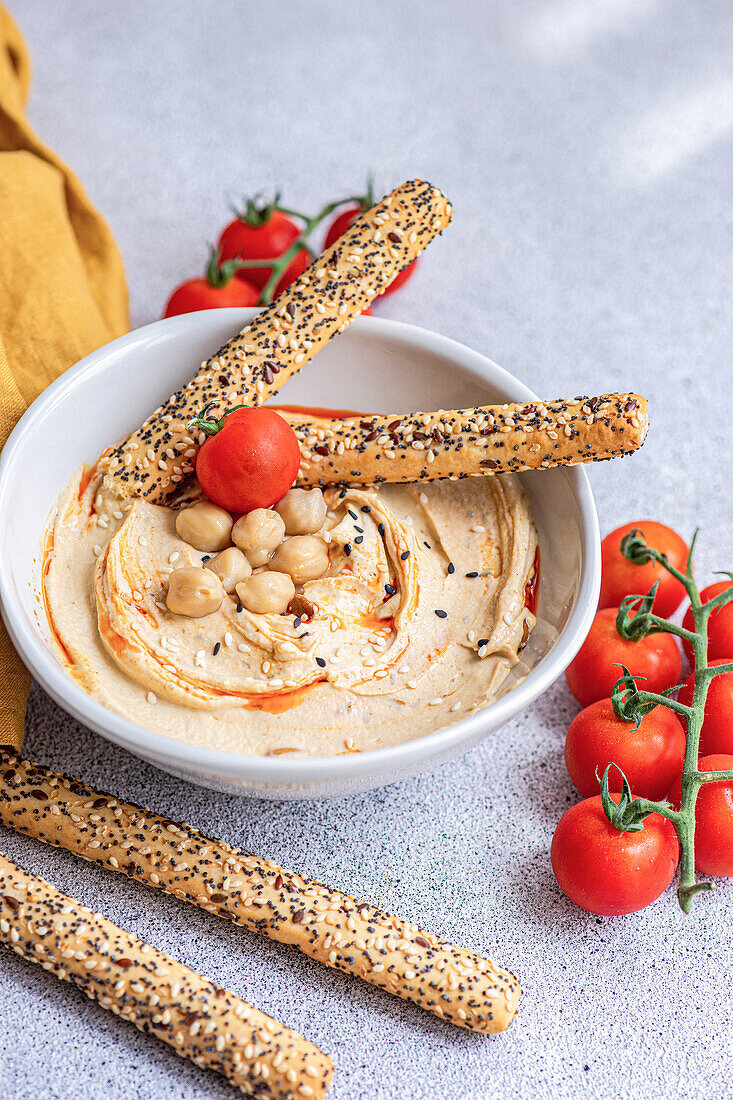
[599,530,733,911]
[233,190,371,305]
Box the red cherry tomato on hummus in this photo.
[324,204,417,299]
[669,754,733,876]
[565,608,681,708]
[195,407,301,514]
[599,521,689,618]
[677,659,733,756]
[218,202,309,297]
[564,697,686,800]
[682,581,733,665]
[551,793,679,915]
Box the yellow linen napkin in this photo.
[0,4,129,752]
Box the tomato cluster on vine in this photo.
[163,185,417,318]
[552,521,733,916]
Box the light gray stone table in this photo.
[3,2,733,1097]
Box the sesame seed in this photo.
[447,562,455,574]
[146,692,157,705]
[213,642,221,655]
[435,609,448,619]
[315,656,326,668]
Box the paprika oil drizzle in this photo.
[270,404,361,420]
[524,546,540,615]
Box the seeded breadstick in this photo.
[103,179,452,504]
[282,393,648,487]
[0,850,333,1099]
[0,751,520,1034]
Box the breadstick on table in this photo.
[283,392,648,487]
[103,179,452,504]
[0,750,520,1035]
[0,850,333,1099]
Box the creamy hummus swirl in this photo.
[44,469,537,756]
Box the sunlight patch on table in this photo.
[522,0,660,60]
[615,76,733,184]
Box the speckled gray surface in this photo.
[2,2,733,1097]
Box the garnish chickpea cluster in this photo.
[168,488,328,620]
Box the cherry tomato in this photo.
[682,581,733,666]
[677,659,733,756]
[164,275,259,318]
[565,697,686,800]
[324,205,417,298]
[669,755,733,876]
[218,206,309,297]
[195,408,301,514]
[565,608,682,708]
[599,521,689,618]
[551,793,679,915]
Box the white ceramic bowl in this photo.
[0,310,600,799]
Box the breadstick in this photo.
[0,750,520,1034]
[103,179,452,504]
[283,393,648,487]
[0,850,333,1098]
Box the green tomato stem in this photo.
[633,690,693,719]
[704,580,733,611]
[233,192,374,306]
[697,769,733,783]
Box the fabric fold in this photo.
[0,3,129,751]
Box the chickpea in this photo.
[166,567,224,618]
[275,487,327,535]
[236,571,295,615]
[232,508,285,568]
[269,535,330,585]
[175,501,233,552]
[206,546,251,593]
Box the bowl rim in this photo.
[0,309,600,785]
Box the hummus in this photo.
[43,469,537,756]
